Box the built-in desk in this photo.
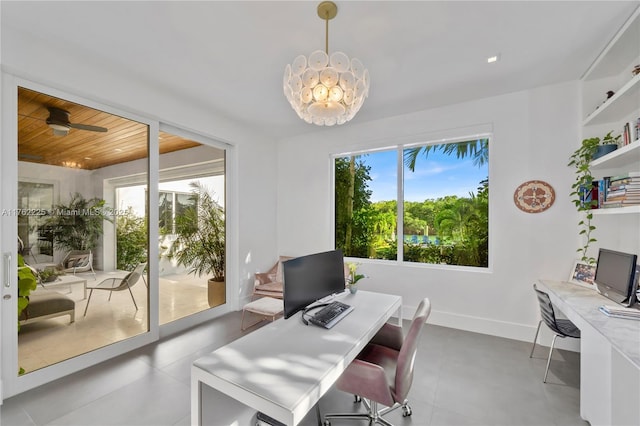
[191,290,402,426]
[538,280,640,426]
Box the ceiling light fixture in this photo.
[487,54,500,63]
[283,1,369,126]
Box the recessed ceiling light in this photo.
[487,54,500,63]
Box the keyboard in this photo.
[309,301,354,329]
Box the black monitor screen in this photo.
[282,249,345,319]
[594,248,638,304]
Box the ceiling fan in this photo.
[45,106,108,136]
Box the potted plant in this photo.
[44,192,112,252]
[38,267,63,283]
[166,182,226,307]
[568,137,600,264]
[592,131,620,160]
[346,262,366,294]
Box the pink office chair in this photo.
[324,298,431,426]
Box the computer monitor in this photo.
[282,249,346,319]
[594,248,639,307]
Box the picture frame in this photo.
[569,260,597,288]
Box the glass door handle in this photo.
[3,252,11,288]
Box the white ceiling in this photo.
[3,1,639,139]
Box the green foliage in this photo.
[403,138,489,172]
[568,137,600,264]
[601,131,621,145]
[116,208,148,271]
[334,156,374,256]
[165,182,225,281]
[44,192,113,251]
[17,254,38,330]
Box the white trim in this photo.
[416,306,580,352]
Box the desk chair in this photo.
[530,284,581,383]
[324,298,431,426]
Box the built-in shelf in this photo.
[583,7,640,81]
[591,139,640,171]
[592,205,640,215]
[583,73,640,126]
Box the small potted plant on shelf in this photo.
[346,262,365,294]
[592,131,621,160]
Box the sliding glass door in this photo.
[1,82,155,396]
[157,130,226,324]
[1,80,232,398]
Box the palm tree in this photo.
[166,182,225,281]
[403,138,489,172]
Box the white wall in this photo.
[277,81,581,344]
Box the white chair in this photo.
[62,250,96,279]
[83,262,147,316]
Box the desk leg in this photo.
[191,375,202,426]
[395,304,403,326]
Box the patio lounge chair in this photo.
[62,250,96,279]
[83,262,147,316]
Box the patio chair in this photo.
[83,262,147,317]
[62,250,96,279]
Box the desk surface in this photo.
[538,280,640,369]
[192,290,401,425]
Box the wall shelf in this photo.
[592,205,640,215]
[583,73,640,126]
[590,139,640,171]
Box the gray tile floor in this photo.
[1,312,587,426]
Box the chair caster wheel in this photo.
[402,405,412,417]
[323,421,331,426]
[353,395,362,403]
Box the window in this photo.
[159,190,194,234]
[334,137,489,268]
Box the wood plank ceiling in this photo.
[18,87,201,170]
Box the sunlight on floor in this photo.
[18,271,216,374]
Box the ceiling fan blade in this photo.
[68,123,108,132]
[19,153,44,160]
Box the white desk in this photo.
[538,280,640,426]
[191,290,402,426]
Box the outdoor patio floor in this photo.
[18,270,212,374]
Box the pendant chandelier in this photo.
[283,1,370,126]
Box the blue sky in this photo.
[359,148,488,202]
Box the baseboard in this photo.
[411,306,580,352]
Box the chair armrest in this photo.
[254,272,272,286]
[336,359,395,407]
[369,323,404,351]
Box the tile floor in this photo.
[18,271,213,373]
[2,314,586,426]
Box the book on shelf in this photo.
[596,173,640,208]
[623,122,631,146]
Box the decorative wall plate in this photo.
[513,180,555,213]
